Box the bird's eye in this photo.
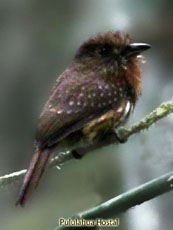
[99,44,112,56]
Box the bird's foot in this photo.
[71,150,83,159]
[114,132,126,143]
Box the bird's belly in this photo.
[82,100,131,142]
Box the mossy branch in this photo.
[118,101,173,141]
[55,171,173,230]
[0,100,173,188]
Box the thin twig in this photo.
[118,101,173,141]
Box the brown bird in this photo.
[16,31,150,206]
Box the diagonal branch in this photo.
[117,100,173,141]
[0,100,173,188]
[55,171,173,230]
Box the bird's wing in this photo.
[36,65,124,148]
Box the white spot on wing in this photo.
[57,110,63,114]
[69,101,74,106]
[105,85,109,89]
[79,93,84,97]
[117,107,123,113]
[50,108,56,112]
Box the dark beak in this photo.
[122,43,151,57]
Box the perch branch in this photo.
[0,100,173,188]
[55,171,173,230]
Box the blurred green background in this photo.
[0,0,173,229]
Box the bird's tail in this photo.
[16,147,51,207]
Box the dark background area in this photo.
[0,0,173,229]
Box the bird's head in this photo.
[75,31,150,98]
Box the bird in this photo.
[16,31,150,206]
